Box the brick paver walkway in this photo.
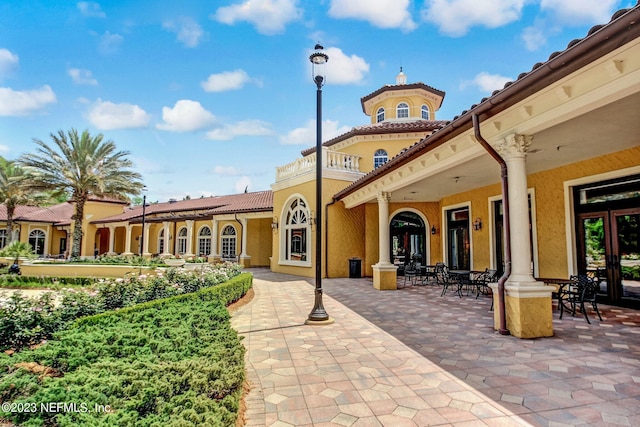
[231,269,640,426]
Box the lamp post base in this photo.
[305,317,335,325]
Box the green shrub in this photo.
[0,266,250,352]
[0,277,249,426]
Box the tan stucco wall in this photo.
[79,201,127,257]
[246,217,272,267]
[327,202,365,278]
[340,136,429,174]
[369,94,439,123]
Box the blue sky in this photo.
[0,0,632,203]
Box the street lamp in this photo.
[140,187,147,256]
[306,44,331,324]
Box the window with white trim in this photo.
[374,149,388,169]
[28,229,46,255]
[0,229,7,249]
[376,107,385,123]
[176,227,187,255]
[158,229,165,254]
[397,102,409,118]
[198,226,212,257]
[421,104,430,120]
[284,197,310,262]
[221,226,236,258]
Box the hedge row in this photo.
[0,273,253,427]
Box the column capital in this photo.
[497,134,533,159]
[377,192,391,203]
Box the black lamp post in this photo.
[307,44,331,323]
[140,188,147,256]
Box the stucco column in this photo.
[239,216,251,267]
[123,224,133,255]
[162,222,171,256]
[372,192,397,290]
[496,134,553,338]
[142,223,151,257]
[185,220,195,257]
[107,225,116,255]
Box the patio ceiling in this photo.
[387,90,640,204]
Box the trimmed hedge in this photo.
[0,273,252,427]
[0,276,95,289]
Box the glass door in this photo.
[577,208,640,305]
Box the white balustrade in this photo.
[275,149,362,182]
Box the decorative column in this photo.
[210,219,219,262]
[497,134,553,338]
[123,224,133,255]
[238,217,251,267]
[142,223,151,257]
[107,225,116,255]
[162,222,171,256]
[372,192,398,290]
[185,220,195,257]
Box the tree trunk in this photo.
[6,205,14,243]
[71,199,86,258]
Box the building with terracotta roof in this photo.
[3,3,640,339]
[270,4,640,338]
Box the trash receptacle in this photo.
[349,258,361,278]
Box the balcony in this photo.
[275,148,363,183]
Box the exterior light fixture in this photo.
[306,43,331,324]
[271,217,278,230]
[431,225,437,235]
[473,217,483,230]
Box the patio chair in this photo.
[433,262,447,286]
[403,261,419,287]
[470,269,497,298]
[440,266,463,297]
[560,275,603,324]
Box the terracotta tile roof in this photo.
[0,203,74,225]
[360,82,446,113]
[92,190,274,224]
[300,120,447,156]
[334,4,640,201]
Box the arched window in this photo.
[376,107,385,123]
[221,226,237,259]
[374,149,388,169]
[397,102,409,119]
[158,229,165,254]
[176,227,188,255]
[282,197,310,263]
[421,104,430,120]
[0,229,7,249]
[28,229,46,256]
[198,226,212,257]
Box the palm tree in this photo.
[18,129,144,258]
[0,157,47,244]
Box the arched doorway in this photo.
[390,211,426,267]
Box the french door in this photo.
[577,208,640,306]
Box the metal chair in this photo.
[403,261,418,287]
[560,275,603,324]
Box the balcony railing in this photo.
[276,148,362,182]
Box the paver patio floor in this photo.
[231,269,640,426]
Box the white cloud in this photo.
[322,47,369,85]
[462,72,512,93]
[0,49,19,78]
[329,0,416,31]
[99,31,123,54]
[156,100,216,132]
[0,85,56,116]
[68,68,98,85]
[280,119,351,145]
[521,22,560,51]
[540,0,619,26]
[77,1,105,18]
[213,0,302,35]
[234,176,252,193]
[162,17,204,48]
[87,99,150,130]
[213,166,241,176]
[421,0,525,37]
[0,145,10,154]
[201,69,251,92]
[205,120,273,140]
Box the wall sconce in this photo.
[271,217,278,230]
[473,217,483,231]
[431,226,437,235]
